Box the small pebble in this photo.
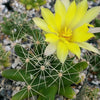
[90,74,93,78]
[5,46,11,51]
[91,80,99,85]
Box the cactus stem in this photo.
[40,66,45,71]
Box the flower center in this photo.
[59,27,72,41]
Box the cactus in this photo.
[94,19,100,39]
[0,12,34,41]
[84,52,100,79]
[19,0,46,10]
[0,44,11,70]
[0,6,89,99]
[2,29,88,100]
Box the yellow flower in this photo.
[33,0,100,63]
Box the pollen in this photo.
[59,27,72,41]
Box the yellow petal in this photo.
[76,6,100,28]
[70,0,88,29]
[66,1,76,26]
[44,43,56,56]
[61,0,70,10]
[57,41,68,63]
[55,13,62,32]
[45,34,59,43]
[72,32,94,42]
[55,0,66,27]
[33,17,50,32]
[67,42,80,58]
[72,24,95,42]
[48,25,58,34]
[77,42,100,54]
[41,7,57,31]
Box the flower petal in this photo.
[66,1,76,26]
[76,6,100,28]
[77,42,100,54]
[70,0,88,29]
[72,32,94,42]
[55,0,66,27]
[44,43,56,56]
[33,17,50,32]
[45,34,59,43]
[57,41,68,63]
[72,24,95,42]
[67,42,80,58]
[61,0,70,10]
[55,13,62,32]
[41,7,57,31]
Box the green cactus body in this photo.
[19,0,46,10]
[2,29,88,100]
[1,12,34,41]
[1,11,88,100]
[0,44,11,69]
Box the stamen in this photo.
[59,27,72,41]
